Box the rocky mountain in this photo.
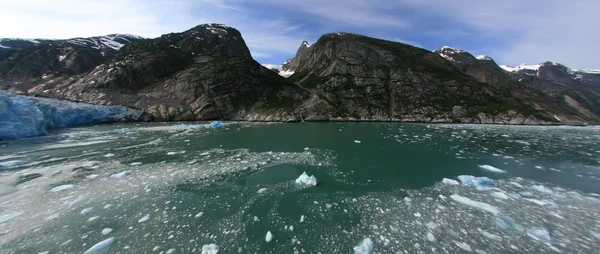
[1,25,599,125]
[436,48,600,121]
[0,34,143,86]
[5,24,307,121]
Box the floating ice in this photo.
[490,191,510,200]
[442,178,459,185]
[110,171,131,178]
[426,232,436,242]
[300,215,305,223]
[257,188,267,194]
[353,238,374,254]
[138,214,150,223]
[0,160,23,167]
[101,228,113,235]
[590,231,600,240]
[354,140,362,144]
[83,237,116,253]
[455,242,472,252]
[210,121,225,128]
[130,162,142,166]
[87,216,100,222]
[450,194,500,214]
[167,248,175,254]
[82,161,98,168]
[0,212,23,223]
[478,165,506,173]
[527,228,551,243]
[201,244,219,254]
[265,231,274,243]
[104,153,115,158]
[480,230,502,241]
[194,212,204,218]
[80,207,94,215]
[50,184,75,192]
[494,215,522,232]
[532,185,553,194]
[457,175,494,190]
[295,172,317,186]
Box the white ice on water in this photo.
[0,212,23,223]
[50,184,75,192]
[450,194,500,214]
[83,237,116,253]
[138,214,150,223]
[442,178,459,185]
[110,171,131,178]
[478,165,506,173]
[265,231,274,243]
[201,244,219,254]
[295,172,317,186]
[353,238,374,254]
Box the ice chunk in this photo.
[480,230,502,241]
[50,184,75,192]
[130,162,142,166]
[194,212,204,218]
[450,194,500,214]
[0,211,23,223]
[454,242,472,252]
[478,165,506,173]
[101,228,113,235]
[210,121,225,128]
[110,171,130,178]
[87,216,100,222]
[201,244,219,254]
[0,160,23,167]
[494,215,522,232]
[527,228,551,243]
[265,231,274,243]
[83,237,116,253]
[354,140,361,144]
[167,248,175,254]
[490,191,509,200]
[426,232,436,242]
[353,238,374,254]
[300,215,305,223]
[532,185,553,194]
[80,207,94,215]
[457,175,494,190]
[442,178,459,185]
[104,153,115,157]
[590,231,600,240]
[138,214,150,223]
[257,188,267,194]
[82,161,98,168]
[295,172,317,186]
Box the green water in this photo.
[0,122,599,253]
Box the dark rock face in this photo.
[23,24,307,121]
[283,33,589,124]
[282,41,311,72]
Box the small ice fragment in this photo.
[353,238,373,254]
[427,232,436,242]
[490,191,510,200]
[167,152,177,155]
[38,252,49,254]
[83,237,116,253]
[80,207,94,215]
[289,225,294,231]
[0,212,23,223]
[426,222,438,230]
[46,214,59,220]
[253,216,259,221]
[532,185,553,194]
[478,165,506,173]
[153,246,161,251]
[354,140,361,144]
[450,194,500,214]
[210,121,225,128]
[201,244,219,254]
[50,184,75,192]
[138,214,150,223]
[101,228,113,235]
[86,174,99,179]
[304,147,310,151]
[295,172,317,186]
[82,161,98,168]
[527,228,551,243]
[457,175,494,190]
[480,230,502,241]
[257,188,267,194]
[130,162,142,166]
[104,153,115,157]
[194,212,204,218]
[110,171,130,178]
[200,152,210,156]
[167,248,175,254]
[265,231,274,243]
[494,215,522,232]
[455,242,472,252]
[104,204,113,209]
[87,216,100,222]
[590,231,600,240]
[442,178,459,185]
[0,160,22,167]
[300,215,305,223]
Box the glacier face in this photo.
[0,91,145,140]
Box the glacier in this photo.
[0,91,145,140]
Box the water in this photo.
[1,122,600,253]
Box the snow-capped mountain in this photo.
[0,34,142,51]
[261,63,295,77]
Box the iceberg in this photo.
[83,237,116,253]
[0,91,145,140]
[457,175,494,190]
[295,172,317,186]
[201,244,219,254]
[265,231,274,243]
[353,238,374,254]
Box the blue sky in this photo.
[1,0,598,69]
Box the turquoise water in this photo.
[0,122,599,253]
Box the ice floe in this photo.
[83,237,116,253]
[450,194,500,214]
[478,164,506,173]
[457,175,494,190]
[353,238,374,254]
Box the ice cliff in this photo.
[0,91,146,140]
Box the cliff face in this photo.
[284,33,590,124]
[22,24,308,121]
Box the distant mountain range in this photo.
[1,25,599,124]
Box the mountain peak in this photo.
[302,41,311,48]
[475,55,493,61]
[436,46,464,54]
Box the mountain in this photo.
[1,25,599,125]
[0,34,143,88]
[6,24,306,121]
[435,48,600,121]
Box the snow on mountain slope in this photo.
[0,91,145,140]
[475,55,493,61]
[66,34,144,51]
[261,64,295,77]
[499,64,542,73]
[261,64,282,70]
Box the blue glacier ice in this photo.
[210,121,225,128]
[0,91,145,140]
[457,175,494,190]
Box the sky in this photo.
[1,0,598,69]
